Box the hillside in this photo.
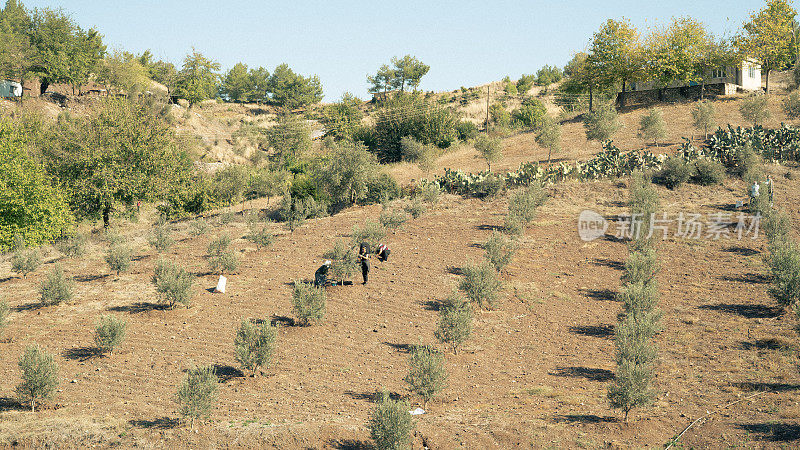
[2,73,800,448]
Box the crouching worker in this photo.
[375,243,391,262]
[358,242,370,285]
[314,260,332,287]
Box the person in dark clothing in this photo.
[375,244,391,262]
[314,260,331,287]
[358,242,370,284]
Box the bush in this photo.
[207,234,239,274]
[39,264,74,306]
[176,365,218,429]
[607,357,655,422]
[456,121,478,141]
[190,218,210,236]
[94,315,127,355]
[220,211,235,224]
[656,157,692,189]
[368,392,415,450]
[245,225,274,250]
[617,281,659,316]
[0,299,8,337]
[379,208,410,231]
[638,108,667,146]
[56,233,87,258]
[763,208,791,245]
[404,344,447,408]
[153,259,195,308]
[628,171,660,248]
[767,239,800,308]
[622,248,659,285]
[733,144,763,182]
[503,216,525,237]
[16,344,59,412]
[148,224,174,253]
[234,319,277,376]
[323,240,359,284]
[516,74,536,93]
[105,245,132,275]
[783,90,800,121]
[512,97,547,130]
[474,134,503,171]
[459,260,503,309]
[352,221,387,250]
[471,173,505,198]
[11,248,41,278]
[365,173,401,204]
[490,102,511,127]
[584,102,622,142]
[508,183,547,225]
[483,232,516,273]
[292,281,326,326]
[418,182,441,205]
[434,294,472,354]
[739,94,770,126]
[404,197,427,219]
[692,158,725,185]
[691,101,717,138]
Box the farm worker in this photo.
[375,243,391,262]
[314,260,331,287]
[766,175,774,206]
[358,242,371,285]
[749,181,760,203]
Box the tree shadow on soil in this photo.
[74,274,108,283]
[12,302,45,312]
[698,303,782,319]
[579,288,617,302]
[568,324,614,339]
[419,300,441,311]
[108,302,169,314]
[724,246,760,256]
[553,414,618,424]
[344,390,401,403]
[551,366,615,382]
[0,397,23,412]
[720,273,770,284]
[446,266,463,276]
[741,338,793,351]
[476,224,503,232]
[591,258,624,270]
[269,315,296,327]
[733,382,800,392]
[737,423,800,442]
[327,439,373,450]
[383,342,418,353]
[129,417,180,429]
[62,346,101,361]
[212,364,245,382]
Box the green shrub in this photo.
[56,233,87,258]
[584,102,622,142]
[763,209,791,245]
[190,218,210,236]
[368,392,415,450]
[365,173,401,204]
[459,260,503,309]
[207,233,232,255]
[628,171,660,249]
[207,234,239,274]
[234,319,277,376]
[103,230,125,246]
[419,182,441,205]
[483,232,516,273]
[404,197,427,219]
[220,211,235,224]
[516,74,536,94]
[380,208,410,231]
[456,121,478,141]
[490,102,511,127]
[656,157,692,189]
[16,344,59,412]
[148,224,174,253]
[503,216,525,237]
[623,248,659,285]
[434,294,472,354]
[40,264,74,306]
[153,259,195,308]
[784,90,800,121]
[607,357,655,422]
[692,158,725,185]
[352,221,387,250]
[508,183,547,225]
[404,344,447,408]
[94,315,127,355]
[512,97,547,130]
[176,365,218,429]
[323,241,359,284]
[471,173,506,198]
[767,239,800,308]
[292,281,326,326]
[691,101,717,139]
[638,108,667,146]
[474,134,503,171]
[617,281,659,316]
[0,299,9,337]
[11,248,41,278]
[105,245,132,275]
[739,94,770,126]
[733,144,763,182]
[245,225,274,250]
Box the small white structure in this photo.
[628,58,762,95]
[0,80,22,98]
[214,275,227,294]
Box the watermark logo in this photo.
[578,210,608,242]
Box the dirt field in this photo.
[2,155,800,448]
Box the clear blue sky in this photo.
[19,0,790,101]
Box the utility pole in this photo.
[485,85,490,132]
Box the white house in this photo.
[628,58,762,95]
[0,80,22,98]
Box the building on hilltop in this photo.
[621,58,762,106]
